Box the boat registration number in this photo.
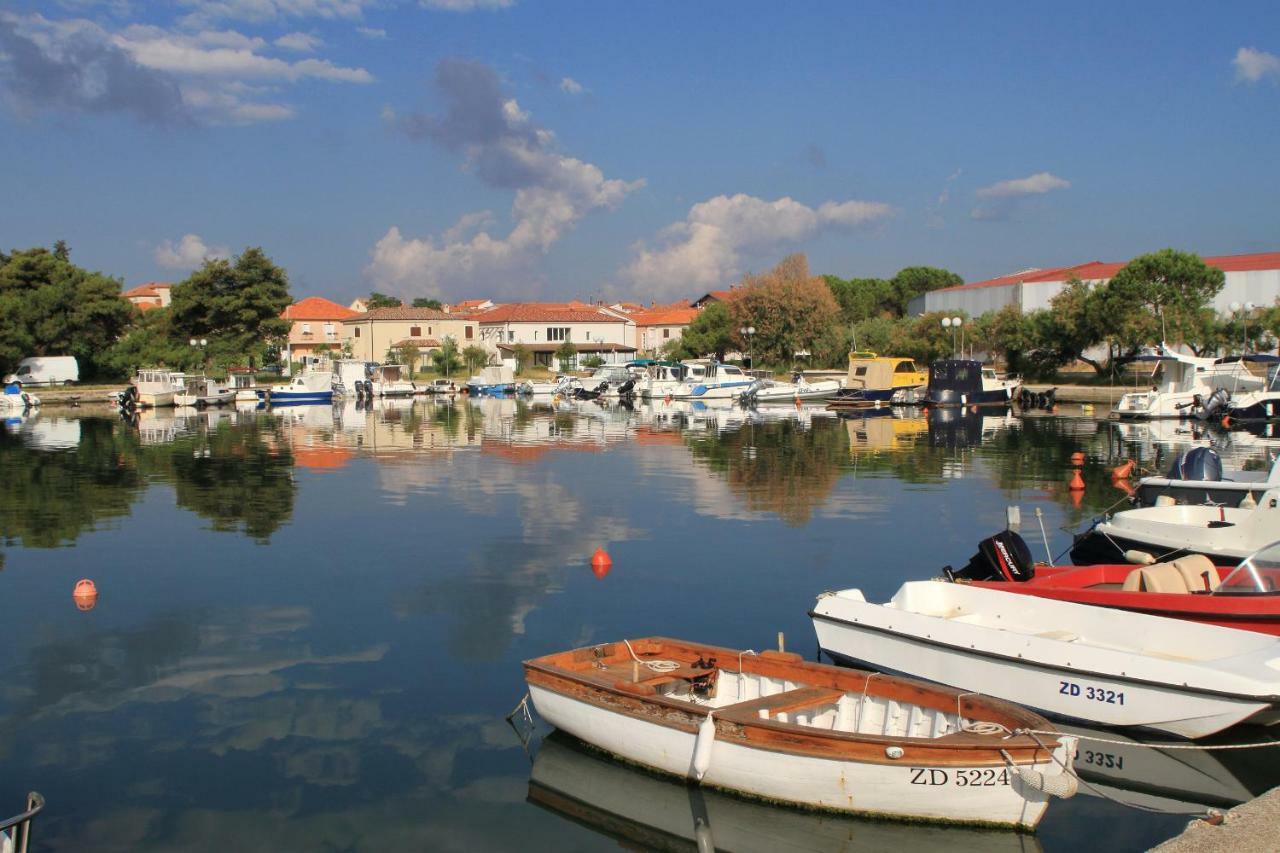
[909,768,1010,787]
[1059,680,1125,705]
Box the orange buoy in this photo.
[72,578,98,611]
[1070,451,1085,467]
[1070,488,1083,509]
[1111,459,1135,479]
[590,547,612,579]
[1068,469,1085,491]
[1221,416,1232,429]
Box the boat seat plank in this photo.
[719,686,846,721]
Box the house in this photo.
[348,298,369,313]
[692,288,735,308]
[633,304,700,354]
[446,298,494,314]
[909,251,1280,317]
[341,307,478,365]
[470,302,637,370]
[282,297,358,362]
[123,282,172,311]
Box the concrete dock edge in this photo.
[1151,786,1280,853]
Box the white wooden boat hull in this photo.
[530,685,1059,828]
[373,382,415,398]
[1086,497,1280,562]
[812,585,1280,739]
[137,391,175,408]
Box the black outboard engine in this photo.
[1200,388,1230,419]
[943,531,1036,583]
[617,378,636,397]
[1167,446,1222,481]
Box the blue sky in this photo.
[1,1,1278,304]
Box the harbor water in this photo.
[2,399,1277,851]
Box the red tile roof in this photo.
[344,307,453,321]
[393,337,442,348]
[450,299,491,310]
[938,251,1280,294]
[470,303,628,323]
[632,306,700,326]
[123,282,171,298]
[136,301,162,312]
[1203,251,1280,272]
[283,297,359,320]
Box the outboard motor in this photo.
[1167,446,1223,481]
[617,378,637,397]
[943,531,1036,583]
[1200,388,1230,419]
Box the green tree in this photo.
[432,337,462,377]
[103,307,200,375]
[889,266,964,317]
[1103,249,1226,348]
[411,297,443,309]
[53,239,70,262]
[824,275,895,325]
[368,292,403,308]
[462,344,490,374]
[0,246,134,377]
[392,342,420,375]
[555,337,578,371]
[168,247,292,368]
[581,354,606,369]
[674,302,734,361]
[728,254,842,366]
[511,343,531,375]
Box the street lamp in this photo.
[189,338,208,373]
[941,317,963,358]
[739,325,756,368]
[1230,301,1257,353]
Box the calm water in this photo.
[2,399,1277,852]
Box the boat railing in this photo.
[1,792,44,853]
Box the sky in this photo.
[2,1,1278,305]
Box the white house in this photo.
[471,302,637,369]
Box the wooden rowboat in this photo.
[523,637,1077,830]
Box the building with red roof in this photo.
[909,251,1280,318]
[123,282,172,311]
[281,297,359,362]
[340,307,479,364]
[632,304,700,353]
[469,302,637,369]
[446,298,494,313]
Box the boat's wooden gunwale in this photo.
[524,638,1058,767]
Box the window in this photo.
[663,328,670,339]
[465,325,474,339]
[855,366,867,376]
[508,331,515,342]
[547,327,570,341]
[428,327,432,336]
[324,323,336,340]
[895,361,917,373]
[354,327,361,338]
[301,323,312,335]
[410,326,421,337]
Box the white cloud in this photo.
[356,25,387,39]
[559,76,584,95]
[274,31,323,52]
[419,0,515,10]
[369,58,641,298]
[154,234,230,269]
[1233,47,1280,83]
[177,0,376,27]
[619,193,894,298]
[975,171,1070,199]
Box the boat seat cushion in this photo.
[1121,563,1190,594]
[1169,555,1220,591]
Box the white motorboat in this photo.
[1135,447,1280,507]
[263,370,334,405]
[227,368,261,403]
[811,581,1280,738]
[525,637,1077,829]
[1113,346,1264,420]
[1219,354,1280,423]
[567,364,639,398]
[369,363,416,398]
[422,378,458,395]
[742,373,842,403]
[1070,484,1280,566]
[637,361,688,399]
[173,376,235,408]
[1,382,39,411]
[670,360,756,400]
[123,368,185,408]
[516,377,569,396]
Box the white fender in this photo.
[690,712,716,782]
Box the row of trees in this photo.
[669,249,1261,378]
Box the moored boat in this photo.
[125,368,185,409]
[811,581,1280,738]
[263,370,334,405]
[839,351,929,404]
[742,373,842,404]
[1134,447,1279,508]
[524,636,1076,829]
[925,360,1020,407]
[173,375,235,408]
[670,360,756,400]
[1112,346,1264,420]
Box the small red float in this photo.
[590,547,612,579]
[1068,469,1085,491]
[1070,451,1086,467]
[72,578,98,611]
[1111,459,1136,480]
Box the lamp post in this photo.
[739,325,756,369]
[941,317,958,358]
[954,317,964,359]
[189,338,208,373]
[1230,301,1256,353]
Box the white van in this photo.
[4,356,79,386]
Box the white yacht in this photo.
[1113,346,1264,420]
[370,363,416,398]
[669,360,755,400]
[570,364,639,397]
[126,368,186,408]
[173,376,235,408]
[637,362,687,399]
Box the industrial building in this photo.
[908,251,1280,317]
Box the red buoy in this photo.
[1070,451,1085,467]
[1068,469,1085,491]
[1111,459,1135,480]
[590,547,612,579]
[73,578,98,611]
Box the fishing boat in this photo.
[670,360,756,399]
[524,636,1077,829]
[262,370,334,405]
[173,375,235,408]
[836,352,929,405]
[949,531,1280,636]
[925,360,1020,407]
[124,368,185,408]
[466,364,516,395]
[227,368,261,403]
[1135,447,1279,508]
[1112,346,1264,420]
[1069,485,1280,566]
[529,733,1048,853]
[742,373,842,404]
[369,363,416,397]
[811,581,1280,738]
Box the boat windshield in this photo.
[1213,541,1280,595]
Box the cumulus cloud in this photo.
[419,0,516,10]
[274,31,323,52]
[154,234,230,269]
[368,58,642,298]
[559,76,584,95]
[1234,47,1280,83]
[619,193,894,298]
[971,171,1069,221]
[975,171,1070,199]
[0,12,187,123]
[177,0,376,27]
[0,12,371,124]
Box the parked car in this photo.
[3,356,79,386]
